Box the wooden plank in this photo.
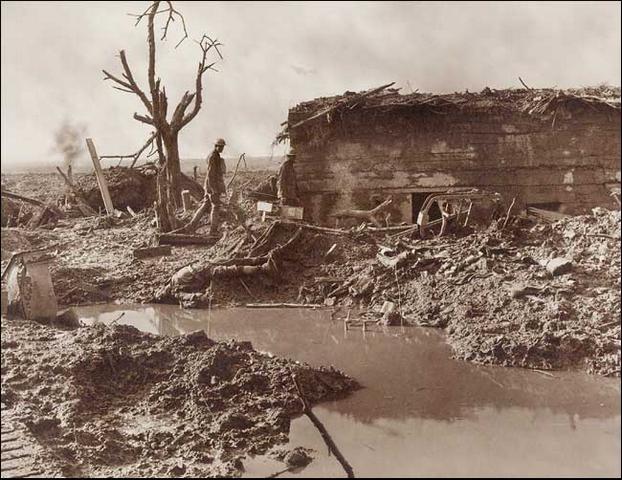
[86,138,114,215]
[133,245,172,259]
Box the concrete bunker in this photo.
[278,84,621,225]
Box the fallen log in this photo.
[330,196,393,228]
[157,233,217,246]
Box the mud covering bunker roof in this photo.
[277,83,621,143]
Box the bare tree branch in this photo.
[178,35,223,130]
[112,85,135,94]
[119,50,153,113]
[103,69,133,90]
[134,112,155,125]
[161,0,188,47]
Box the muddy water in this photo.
[76,304,621,478]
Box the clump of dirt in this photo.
[74,166,157,212]
[1,319,358,477]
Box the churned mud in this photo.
[0,318,358,477]
[1,171,620,376]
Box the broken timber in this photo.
[289,82,395,131]
[1,190,45,207]
[292,374,355,478]
[85,138,115,215]
[55,167,97,216]
[330,196,393,227]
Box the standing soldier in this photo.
[180,138,227,235]
[278,147,299,206]
[205,138,227,235]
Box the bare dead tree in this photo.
[102,0,222,231]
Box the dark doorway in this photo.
[412,192,443,223]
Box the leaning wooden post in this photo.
[85,138,114,215]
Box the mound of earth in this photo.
[1,320,358,477]
[74,166,157,212]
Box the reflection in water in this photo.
[77,304,621,477]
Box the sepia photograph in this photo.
[1,1,620,478]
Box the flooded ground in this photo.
[76,304,621,478]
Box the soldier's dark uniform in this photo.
[278,155,299,206]
[181,139,227,235]
[204,147,227,235]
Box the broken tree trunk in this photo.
[154,162,180,233]
[330,196,393,227]
[156,228,303,305]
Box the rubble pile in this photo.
[295,210,620,375]
[1,319,357,477]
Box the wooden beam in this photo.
[1,190,45,207]
[85,138,114,215]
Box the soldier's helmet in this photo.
[215,138,226,146]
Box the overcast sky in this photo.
[1,1,620,169]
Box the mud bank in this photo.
[0,319,357,477]
[1,170,620,377]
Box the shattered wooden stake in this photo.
[86,138,115,215]
[502,197,516,229]
[292,374,355,478]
